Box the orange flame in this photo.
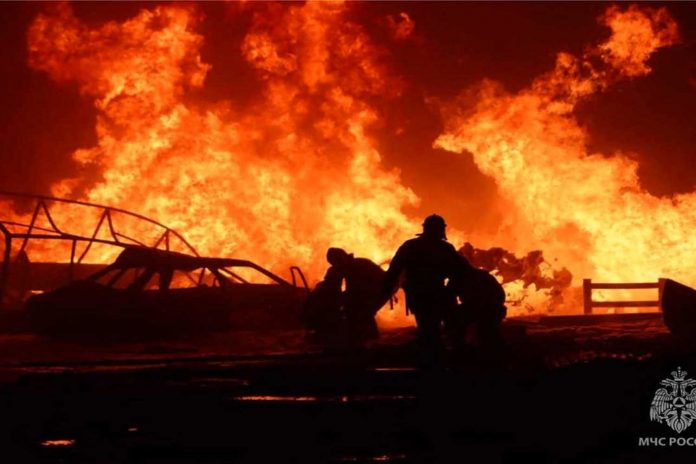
[435,5,684,313]
[26,2,419,284]
[17,3,691,318]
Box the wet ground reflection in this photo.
[39,439,76,447]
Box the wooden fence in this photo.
[582,278,665,314]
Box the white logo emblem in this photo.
[650,367,696,434]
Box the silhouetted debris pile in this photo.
[459,242,572,309]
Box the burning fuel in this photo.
[2,3,693,316]
[26,2,418,279]
[435,5,688,312]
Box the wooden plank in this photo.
[591,300,659,308]
[590,282,660,289]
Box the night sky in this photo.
[2,1,696,234]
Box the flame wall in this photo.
[26,2,419,281]
[436,6,692,291]
[2,2,695,315]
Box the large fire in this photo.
[24,1,418,277]
[435,5,685,311]
[3,2,693,317]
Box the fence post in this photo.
[583,278,592,314]
[658,278,666,310]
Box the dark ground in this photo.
[0,314,694,463]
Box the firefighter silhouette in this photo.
[302,247,388,345]
[446,261,507,350]
[383,215,464,366]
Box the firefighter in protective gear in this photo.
[383,215,465,365]
[303,248,388,344]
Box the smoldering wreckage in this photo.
[0,192,523,343]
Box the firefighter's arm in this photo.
[382,247,405,297]
[323,266,343,294]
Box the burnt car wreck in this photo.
[26,246,309,341]
[0,192,310,340]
